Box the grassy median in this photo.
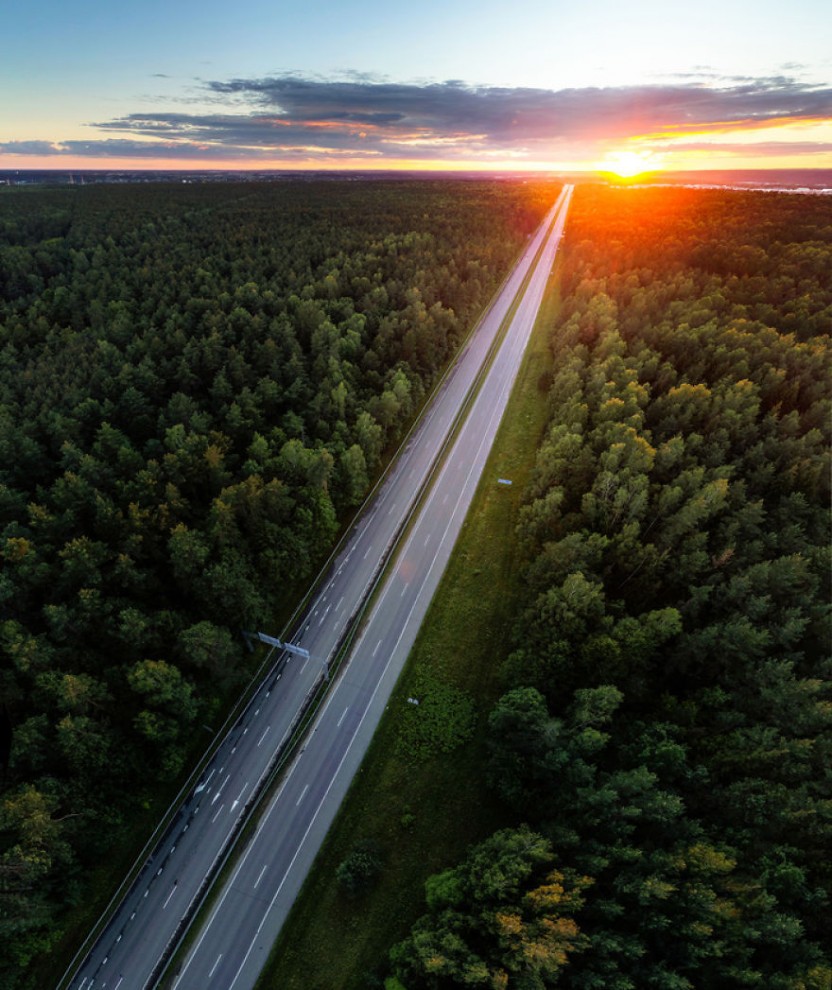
[257,272,563,990]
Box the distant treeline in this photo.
[387,187,832,989]
[0,178,557,984]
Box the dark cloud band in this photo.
[2,74,830,162]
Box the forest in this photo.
[0,177,557,986]
[387,186,832,989]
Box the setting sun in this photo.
[600,150,657,178]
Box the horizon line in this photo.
[3,165,832,174]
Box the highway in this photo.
[170,184,573,990]
[65,184,571,990]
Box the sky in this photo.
[2,0,831,173]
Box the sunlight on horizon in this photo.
[596,150,661,178]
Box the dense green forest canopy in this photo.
[0,178,557,984]
[388,186,832,990]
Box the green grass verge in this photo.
[257,274,563,990]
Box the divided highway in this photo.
[65,185,572,990]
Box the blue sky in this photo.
[3,0,831,170]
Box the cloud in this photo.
[202,75,832,145]
[0,141,66,156]
[0,137,367,161]
[650,140,832,156]
[3,74,831,164]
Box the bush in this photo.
[335,839,383,896]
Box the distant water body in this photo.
[610,168,832,195]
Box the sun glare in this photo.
[601,150,655,178]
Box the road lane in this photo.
[171,186,573,990]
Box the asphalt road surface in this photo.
[66,185,571,990]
